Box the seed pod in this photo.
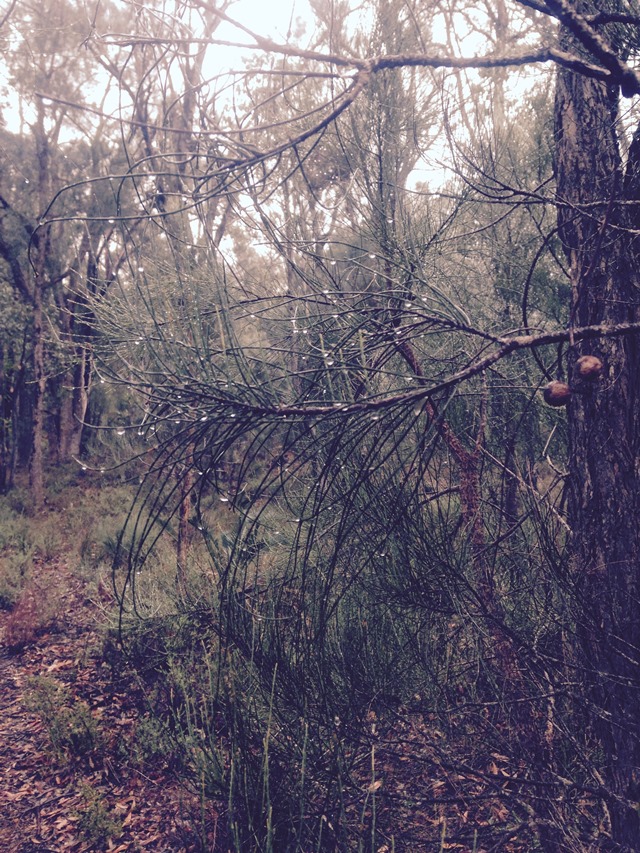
[576,355,603,380]
[543,381,571,407]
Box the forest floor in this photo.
[0,478,586,852]
[0,554,220,852]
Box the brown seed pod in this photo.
[543,381,571,407]
[576,355,603,380]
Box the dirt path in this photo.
[0,561,220,852]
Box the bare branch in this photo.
[533,0,640,95]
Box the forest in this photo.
[2,0,640,850]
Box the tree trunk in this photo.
[555,32,640,850]
[58,349,92,462]
[30,270,46,510]
[29,99,51,512]
[176,464,195,600]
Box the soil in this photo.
[0,558,221,852]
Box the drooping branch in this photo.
[231,320,640,419]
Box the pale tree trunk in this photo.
[29,100,50,511]
[57,247,96,463]
[30,270,46,510]
[58,351,92,461]
[176,464,195,601]
[555,30,640,851]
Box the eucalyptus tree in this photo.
[0,0,141,503]
[70,0,640,849]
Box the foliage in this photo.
[24,676,100,761]
[76,783,124,851]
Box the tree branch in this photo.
[190,322,640,421]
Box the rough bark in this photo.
[555,20,640,850]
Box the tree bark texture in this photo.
[555,20,640,849]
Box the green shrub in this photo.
[76,783,123,849]
[0,553,28,609]
[24,676,100,760]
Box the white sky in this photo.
[221,0,313,42]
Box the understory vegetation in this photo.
[1,468,568,851]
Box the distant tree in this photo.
[0,0,148,503]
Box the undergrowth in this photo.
[0,470,585,851]
[24,676,100,761]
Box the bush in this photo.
[23,676,100,761]
[76,783,123,849]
